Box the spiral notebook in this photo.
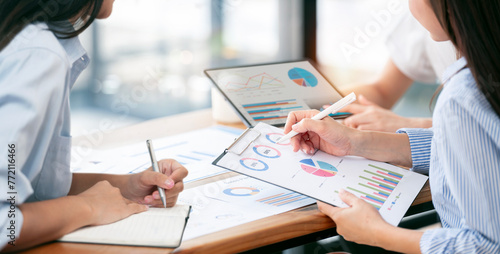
[59,205,191,248]
[213,123,428,226]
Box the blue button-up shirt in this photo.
[0,23,89,246]
[399,57,500,253]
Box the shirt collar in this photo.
[441,57,467,84]
[57,34,87,66]
[46,21,88,66]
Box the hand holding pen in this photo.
[146,140,168,207]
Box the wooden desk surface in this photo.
[24,109,431,254]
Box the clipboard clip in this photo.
[226,127,261,155]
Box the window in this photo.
[71,0,302,136]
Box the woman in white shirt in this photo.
[338,10,457,132]
[0,1,187,251]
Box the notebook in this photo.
[204,60,348,127]
[59,205,191,248]
[212,123,428,226]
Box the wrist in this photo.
[410,118,433,129]
[72,195,97,226]
[348,129,371,157]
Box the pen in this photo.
[276,92,357,144]
[146,139,167,208]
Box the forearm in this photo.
[350,131,412,167]
[342,84,390,108]
[375,224,423,253]
[341,59,413,109]
[69,173,127,195]
[3,196,92,252]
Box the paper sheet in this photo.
[71,126,242,183]
[215,123,429,226]
[178,175,315,240]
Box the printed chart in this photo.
[214,122,429,226]
[240,158,269,171]
[299,159,338,177]
[208,175,315,215]
[346,164,403,210]
[178,175,315,240]
[288,67,318,87]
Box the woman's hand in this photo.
[123,159,188,207]
[284,110,357,156]
[317,189,391,247]
[77,180,148,226]
[337,95,431,132]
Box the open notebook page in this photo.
[59,205,191,248]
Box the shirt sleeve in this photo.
[0,48,68,248]
[396,128,433,175]
[419,94,500,253]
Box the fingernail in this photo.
[165,179,174,189]
[143,205,149,211]
[339,189,346,194]
[153,193,160,199]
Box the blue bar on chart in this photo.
[242,99,304,122]
[256,192,309,207]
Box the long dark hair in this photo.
[430,0,500,117]
[0,0,104,50]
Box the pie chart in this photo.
[300,159,338,177]
[288,67,318,87]
[223,187,260,196]
[240,158,269,171]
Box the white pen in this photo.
[146,139,167,208]
[276,92,357,144]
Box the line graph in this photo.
[224,73,285,92]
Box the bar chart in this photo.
[242,99,304,122]
[256,192,311,207]
[347,164,403,209]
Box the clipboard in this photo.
[213,122,428,226]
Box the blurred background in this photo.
[71,0,437,136]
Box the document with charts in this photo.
[213,123,428,226]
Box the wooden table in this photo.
[24,109,431,254]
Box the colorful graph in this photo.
[299,159,338,177]
[223,187,260,196]
[253,145,281,158]
[242,99,304,122]
[288,68,318,87]
[347,164,403,209]
[266,133,290,145]
[240,158,269,171]
[256,192,310,207]
[224,73,284,92]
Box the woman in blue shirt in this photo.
[284,0,500,253]
[0,0,187,251]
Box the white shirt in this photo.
[386,10,457,83]
[0,23,89,246]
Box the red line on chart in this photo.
[225,73,283,91]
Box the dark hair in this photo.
[430,0,500,117]
[0,0,104,50]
